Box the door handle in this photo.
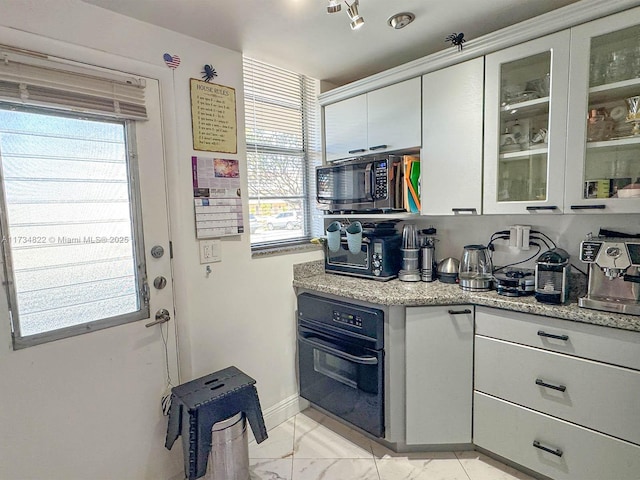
[533,440,563,457]
[452,208,477,214]
[146,308,171,327]
[297,333,378,365]
[535,378,567,392]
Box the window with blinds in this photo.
[243,57,322,247]
[0,49,148,349]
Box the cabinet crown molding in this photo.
[319,0,640,106]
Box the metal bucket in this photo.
[206,413,249,480]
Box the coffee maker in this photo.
[579,236,640,316]
[535,248,571,304]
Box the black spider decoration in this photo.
[445,32,466,51]
[201,64,218,82]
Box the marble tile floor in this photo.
[248,408,536,480]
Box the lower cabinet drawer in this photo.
[474,392,640,480]
[475,335,640,445]
[475,306,640,370]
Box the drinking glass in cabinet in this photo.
[580,24,640,201]
[590,24,640,87]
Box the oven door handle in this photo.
[297,333,379,365]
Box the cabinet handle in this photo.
[369,144,387,150]
[526,206,558,211]
[570,204,606,210]
[348,148,367,154]
[448,309,472,315]
[535,378,567,392]
[452,208,477,214]
[537,330,569,341]
[533,440,563,457]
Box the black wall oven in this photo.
[297,293,384,438]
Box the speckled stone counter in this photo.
[293,260,640,333]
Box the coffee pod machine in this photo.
[535,248,571,304]
[578,236,640,316]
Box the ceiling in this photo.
[81,0,581,88]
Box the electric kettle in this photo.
[459,244,493,291]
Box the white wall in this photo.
[0,0,322,478]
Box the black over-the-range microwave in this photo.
[316,155,406,213]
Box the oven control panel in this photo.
[333,310,363,328]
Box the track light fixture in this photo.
[345,0,364,30]
[326,0,341,14]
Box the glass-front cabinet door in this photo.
[484,31,570,214]
[566,7,640,213]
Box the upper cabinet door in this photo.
[565,7,640,214]
[421,57,484,216]
[367,77,421,155]
[324,78,421,162]
[484,31,570,215]
[324,93,368,162]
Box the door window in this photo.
[0,106,147,348]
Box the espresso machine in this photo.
[579,236,640,316]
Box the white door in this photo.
[0,78,181,480]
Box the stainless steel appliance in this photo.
[316,155,404,213]
[494,268,535,296]
[297,293,385,437]
[437,257,459,284]
[399,223,420,282]
[420,227,437,282]
[535,248,571,304]
[459,245,493,291]
[324,225,402,280]
[578,236,640,315]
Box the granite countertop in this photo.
[293,260,640,333]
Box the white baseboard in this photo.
[263,393,308,430]
[248,394,308,443]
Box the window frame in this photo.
[0,104,149,349]
[243,57,322,251]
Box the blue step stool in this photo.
[165,366,268,480]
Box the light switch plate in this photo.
[199,239,221,264]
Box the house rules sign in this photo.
[190,79,237,153]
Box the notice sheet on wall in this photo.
[190,79,237,153]
[192,156,244,238]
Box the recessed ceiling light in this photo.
[387,12,415,29]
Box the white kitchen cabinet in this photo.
[421,58,484,215]
[474,307,640,480]
[324,77,421,162]
[475,335,640,445]
[565,7,640,213]
[474,392,640,480]
[405,305,473,445]
[324,93,368,161]
[483,31,570,214]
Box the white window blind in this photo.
[243,57,322,246]
[0,46,147,120]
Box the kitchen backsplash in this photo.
[326,213,640,275]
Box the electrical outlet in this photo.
[199,239,221,264]
[508,225,531,250]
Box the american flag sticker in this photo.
[163,53,181,69]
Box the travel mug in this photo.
[326,221,342,252]
[346,221,363,254]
